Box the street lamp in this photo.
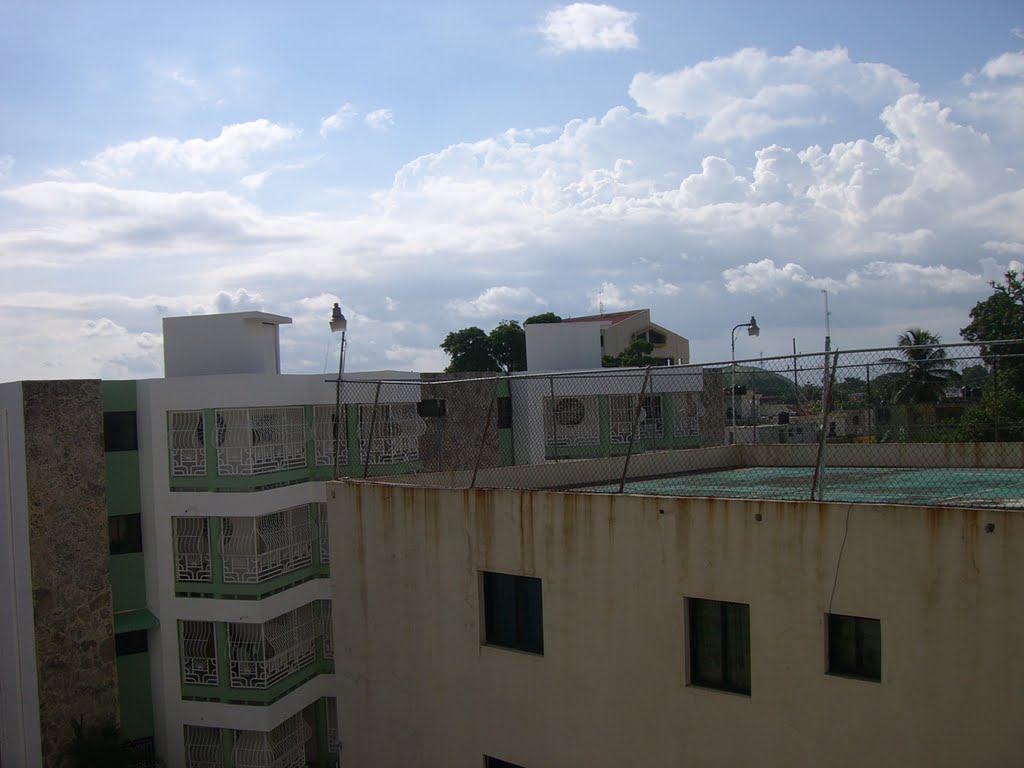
[731,316,760,444]
[330,302,348,479]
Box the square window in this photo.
[688,598,751,695]
[109,514,143,555]
[115,629,149,656]
[482,571,543,655]
[417,398,447,418]
[485,757,524,768]
[827,613,881,681]
[104,411,138,452]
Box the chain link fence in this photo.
[331,340,1024,508]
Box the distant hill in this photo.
[713,364,800,398]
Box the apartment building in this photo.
[1,311,426,768]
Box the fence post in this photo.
[810,350,839,501]
[361,381,383,478]
[548,375,557,462]
[469,382,496,489]
[618,366,653,493]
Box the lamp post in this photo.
[330,303,347,479]
[731,316,760,444]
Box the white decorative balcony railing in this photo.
[174,517,213,583]
[227,604,318,690]
[184,725,224,768]
[216,407,307,477]
[320,600,333,660]
[180,620,218,686]
[672,391,702,437]
[313,405,346,467]
[221,507,314,584]
[169,411,207,477]
[233,713,311,768]
[609,394,664,444]
[543,395,600,448]
[317,503,330,565]
[358,402,424,465]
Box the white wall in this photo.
[508,368,706,464]
[135,370,416,766]
[525,323,602,372]
[163,312,291,377]
[0,383,42,768]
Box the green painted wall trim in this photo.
[113,608,159,634]
[110,554,148,613]
[116,651,154,741]
[101,380,137,411]
[106,451,142,516]
[182,659,333,706]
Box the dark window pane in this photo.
[485,757,525,768]
[104,411,138,452]
[689,598,750,694]
[828,613,881,681]
[109,514,143,555]
[483,571,544,655]
[115,629,148,656]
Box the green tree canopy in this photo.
[603,339,656,368]
[961,270,1024,390]
[879,328,958,404]
[524,312,562,325]
[440,326,499,373]
[489,320,527,373]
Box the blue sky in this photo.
[1,1,1023,379]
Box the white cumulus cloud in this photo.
[539,3,639,53]
[446,286,545,318]
[982,51,1024,79]
[320,103,358,137]
[629,46,915,141]
[84,120,299,175]
[365,108,395,130]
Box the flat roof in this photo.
[582,466,1024,509]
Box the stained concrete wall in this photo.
[331,479,1024,768]
[21,381,119,767]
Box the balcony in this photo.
[221,507,314,585]
[173,505,328,599]
[183,698,339,768]
[179,602,333,705]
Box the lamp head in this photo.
[747,316,759,337]
[329,302,347,333]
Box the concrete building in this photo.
[1,311,425,768]
[328,443,1024,768]
[525,309,689,371]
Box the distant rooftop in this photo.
[560,309,644,326]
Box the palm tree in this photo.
[880,328,958,404]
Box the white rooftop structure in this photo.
[162,311,292,377]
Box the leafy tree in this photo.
[961,270,1024,391]
[524,312,562,325]
[603,339,656,367]
[440,327,498,373]
[879,328,958,404]
[488,320,527,372]
[58,718,136,768]
[956,387,1024,442]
